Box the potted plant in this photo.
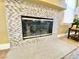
[74,18,79,24]
[73,18,79,28]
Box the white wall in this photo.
[64,0,76,23]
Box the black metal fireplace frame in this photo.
[21,16,53,20]
[21,15,53,39]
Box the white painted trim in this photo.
[57,32,75,38]
[0,43,10,50]
[57,33,68,38]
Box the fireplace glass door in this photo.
[21,16,53,39]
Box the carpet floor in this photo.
[63,47,79,59]
[0,49,9,59]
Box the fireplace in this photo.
[21,16,53,39]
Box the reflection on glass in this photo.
[22,19,53,37]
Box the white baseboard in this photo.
[57,32,75,38]
[57,33,68,38]
[0,43,10,50]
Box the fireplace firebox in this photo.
[21,16,53,39]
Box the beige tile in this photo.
[5,39,77,59]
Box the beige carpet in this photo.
[62,47,79,59]
[0,49,9,59]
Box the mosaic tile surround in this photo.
[5,0,63,46]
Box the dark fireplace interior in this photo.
[21,16,53,39]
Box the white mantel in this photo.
[22,0,66,9]
[40,0,66,9]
